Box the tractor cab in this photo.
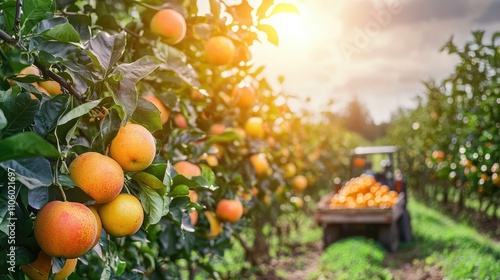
[350,146,404,194]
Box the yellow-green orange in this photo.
[34,201,97,258]
[69,152,124,204]
[39,80,62,95]
[21,251,78,280]
[98,194,144,237]
[150,9,186,44]
[249,153,269,176]
[202,211,223,238]
[109,122,156,172]
[292,175,308,192]
[245,117,264,138]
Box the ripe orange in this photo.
[34,201,97,258]
[98,194,144,237]
[9,65,40,87]
[69,152,124,204]
[283,162,297,179]
[189,210,199,226]
[144,95,169,124]
[209,123,225,135]
[352,157,366,167]
[39,80,62,95]
[216,199,244,223]
[249,153,269,177]
[21,251,78,280]
[198,153,219,167]
[232,84,256,109]
[173,161,201,177]
[205,36,235,65]
[109,122,157,172]
[150,9,186,44]
[88,205,102,247]
[188,190,199,203]
[290,196,304,208]
[191,88,207,101]
[174,114,187,129]
[202,211,223,238]
[36,85,50,96]
[292,175,308,192]
[432,150,445,160]
[244,117,264,138]
[19,65,41,80]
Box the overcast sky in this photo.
[250,0,500,124]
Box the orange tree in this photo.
[0,0,351,279]
[388,31,500,218]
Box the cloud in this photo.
[250,0,500,123]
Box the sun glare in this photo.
[264,6,310,48]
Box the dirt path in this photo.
[265,241,445,280]
[384,247,444,280]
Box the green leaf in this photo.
[133,172,166,193]
[0,109,7,132]
[167,196,190,224]
[154,44,200,87]
[207,130,241,145]
[111,56,162,121]
[130,97,163,133]
[0,157,53,189]
[22,0,56,33]
[267,3,300,17]
[67,14,92,42]
[170,184,189,197]
[200,167,216,186]
[0,132,60,163]
[40,22,80,43]
[143,163,170,188]
[27,186,49,210]
[57,99,101,126]
[191,175,218,191]
[100,266,112,280]
[88,32,126,76]
[257,24,279,46]
[92,108,120,153]
[138,184,164,227]
[34,94,70,137]
[36,17,68,33]
[0,91,40,138]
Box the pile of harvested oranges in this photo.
[330,174,399,209]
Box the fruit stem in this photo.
[53,158,67,201]
[57,184,67,202]
[129,0,159,11]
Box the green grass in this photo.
[408,199,500,279]
[309,237,392,280]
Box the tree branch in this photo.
[14,0,23,33]
[0,29,86,103]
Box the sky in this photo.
[248,0,500,124]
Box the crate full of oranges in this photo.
[329,174,399,209]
